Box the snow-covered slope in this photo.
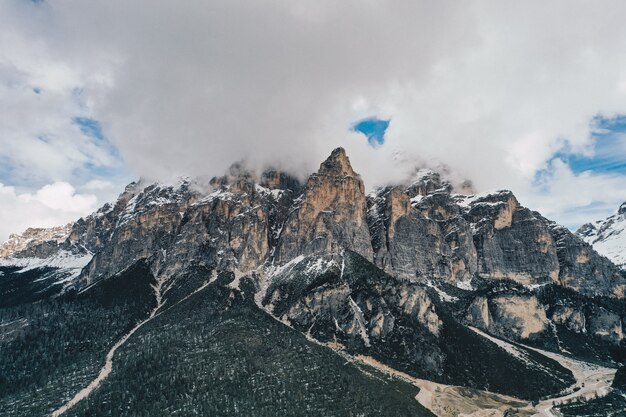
[0,224,73,258]
[577,202,626,269]
[0,223,93,289]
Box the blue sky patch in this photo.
[553,115,626,175]
[0,156,18,185]
[71,116,128,185]
[352,117,390,148]
[73,117,105,141]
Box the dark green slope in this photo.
[66,280,434,417]
[0,266,71,308]
[0,262,156,417]
[557,392,626,417]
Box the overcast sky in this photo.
[1,0,626,241]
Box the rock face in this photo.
[549,221,626,298]
[0,224,74,259]
[368,188,477,287]
[463,192,560,286]
[276,148,373,262]
[367,184,624,297]
[589,307,624,344]
[78,172,302,287]
[578,201,626,269]
[3,147,626,407]
[1,149,625,364]
[3,147,623,299]
[468,294,549,341]
[551,305,586,333]
[79,180,202,285]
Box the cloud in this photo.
[0,182,98,241]
[1,0,626,230]
[524,158,626,225]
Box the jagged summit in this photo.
[3,147,626,417]
[276,147,373,262]
[317,147,357,177]
[2,147,625,297]
[209,161,302,195]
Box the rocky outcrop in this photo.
[367,180,477,288]
[79,180,201,285]
[263,251,445,376]
[466,294,549,341]
[490,295,549,340]
[368,187,560,289]
[69,181,142,253]
[368,180,626,298]
[462,192,560,286]
[589,307,624,344]
[79,170,303,287]
[548,221,626,298]
[276,148,373,262]
[551,305,586,333]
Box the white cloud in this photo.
[1,0,626,230]
[0,182,98,241]
[82,179,115,191]
[522,159,626,226]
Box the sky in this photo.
[1,0,626,241]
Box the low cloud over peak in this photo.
[1,0,626,236]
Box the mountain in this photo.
[578,202,626,269]
[1,148,626,417]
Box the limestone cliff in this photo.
[276,147,373,262]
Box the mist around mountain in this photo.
[1,148,626,417]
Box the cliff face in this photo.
[550,221,626,298]
[2,147,626,406]
[77,172,302,288]
[367,182,622,298]
[3,147,621,299]
[276,148,373,262]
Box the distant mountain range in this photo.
[1,148,625,417]
[578,202,626,270]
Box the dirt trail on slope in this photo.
[527,345,615,417]
[349,328,616,417]
[351,354,534,417]
[469,327,616,417]
[50,278,166,417]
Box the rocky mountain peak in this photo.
[2,147,625,299]
[406,168,451,198]
[4,147,626,417]
[259,169,303,193]
[276,148,373,262]
[318,147,357,177]
[619,201,626,215]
